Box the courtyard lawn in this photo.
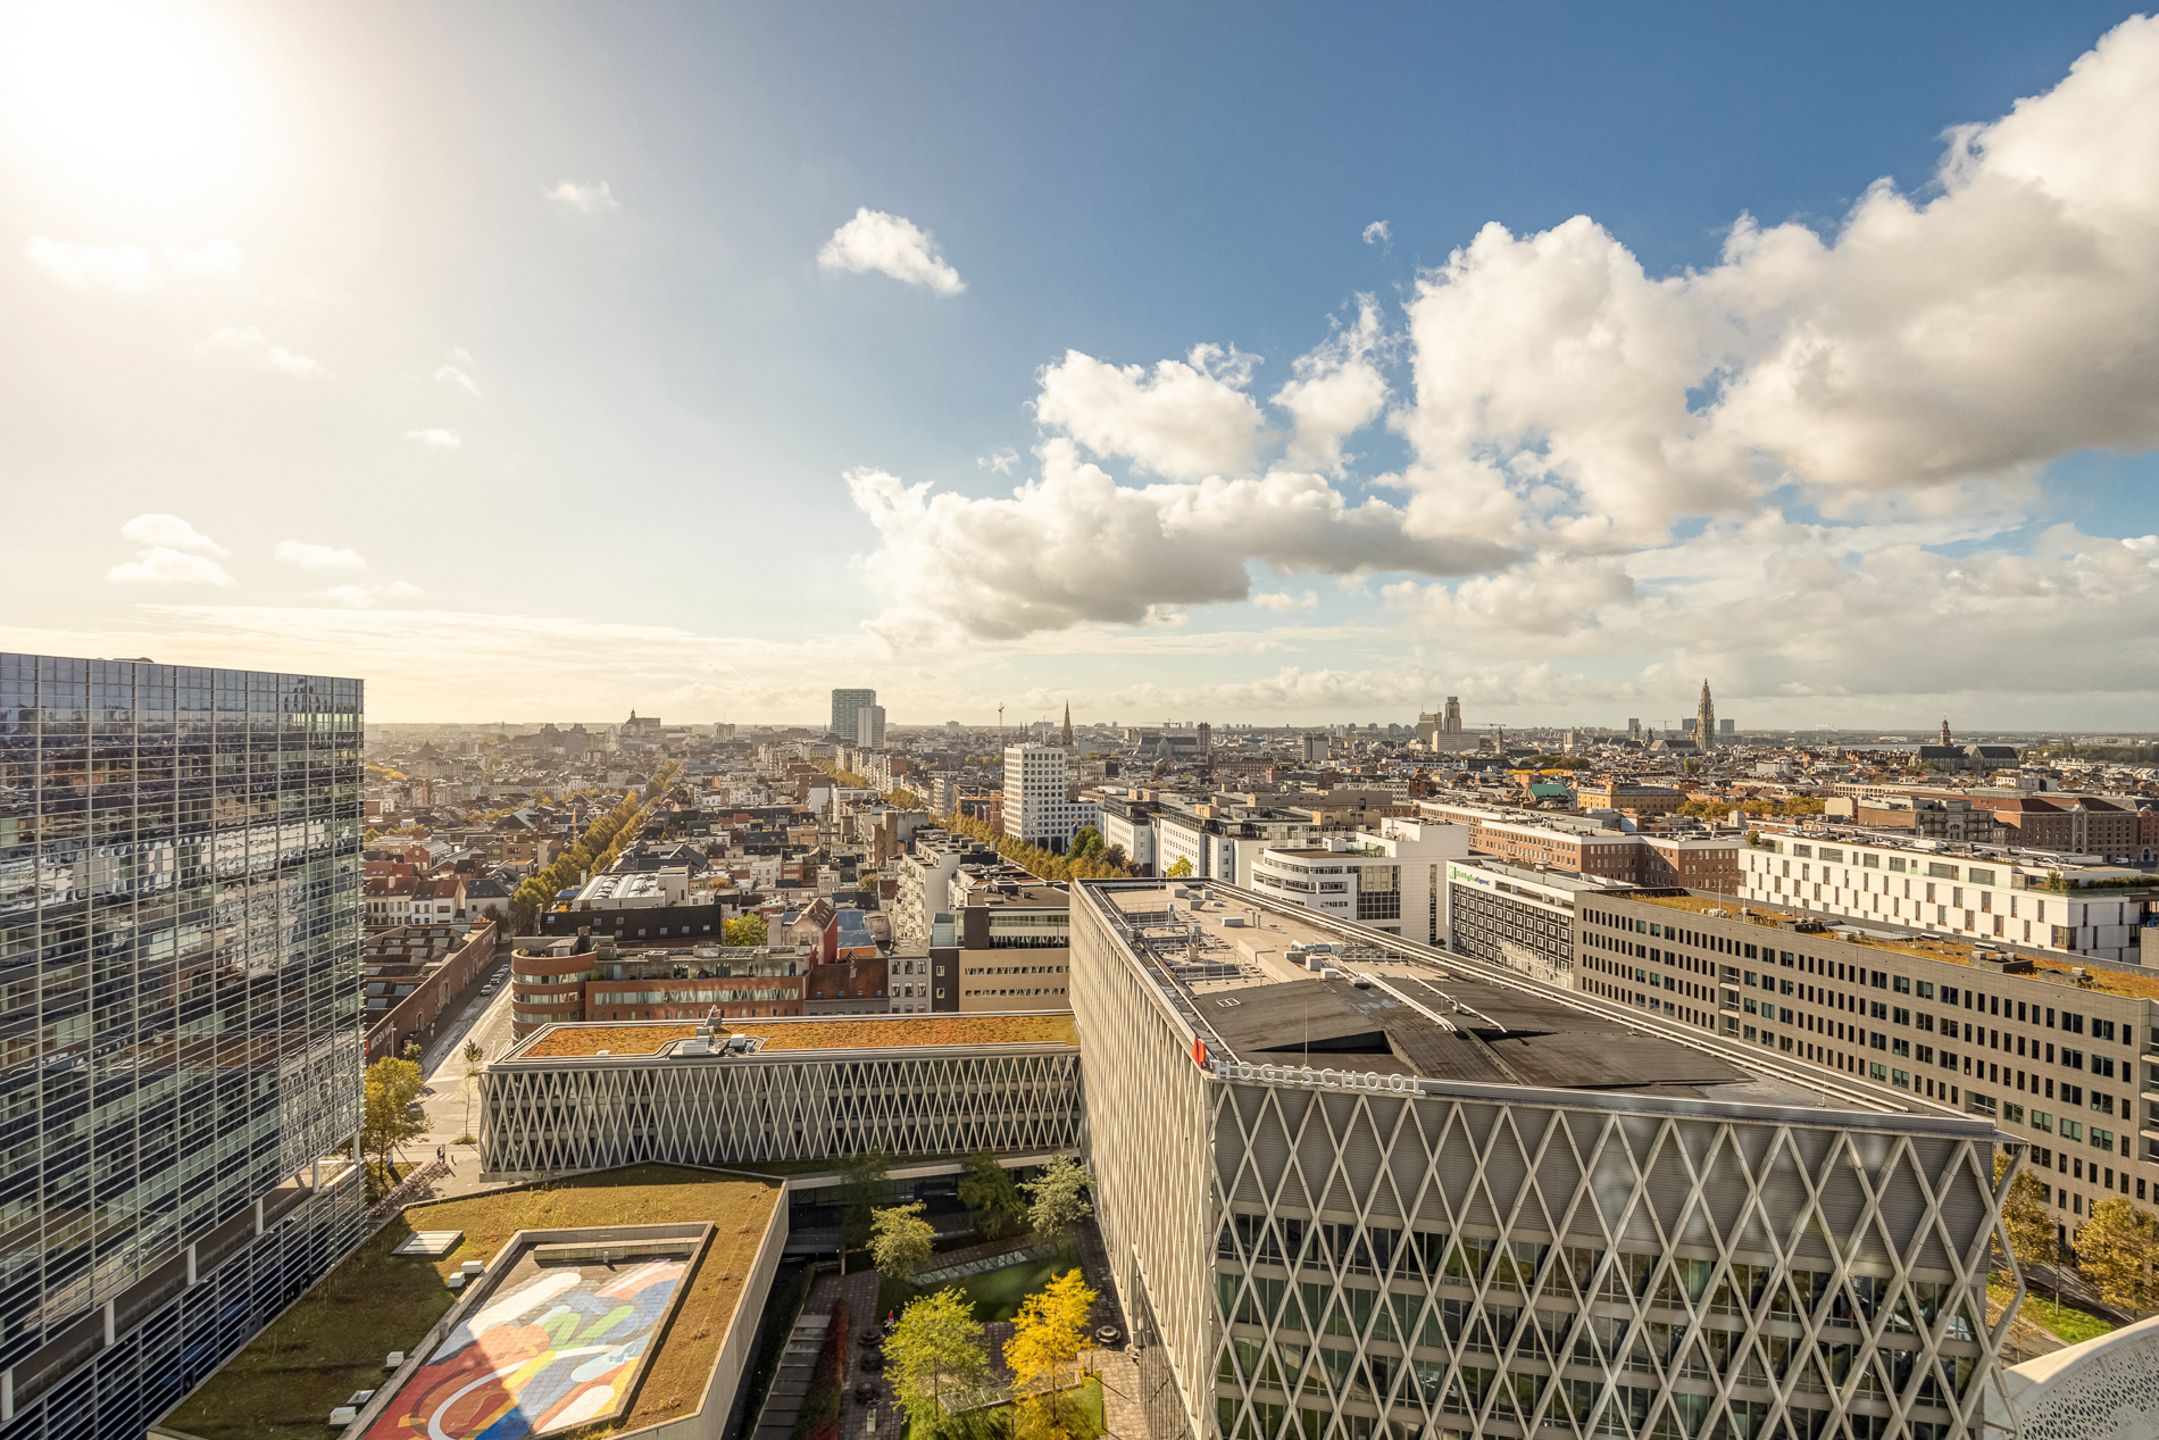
[904,1378,1105,1440]
[953,1254,1072,1323]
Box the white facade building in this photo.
[1740,828,2154,962]
[1002,742,1100,851]
[855,702,887,750]
[1248,817,1467,944]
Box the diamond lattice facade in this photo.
[0,653,366,1438]
[478,1019,1082,1173]
[1071,880,2016,1440]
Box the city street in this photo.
[410,963,517,1175]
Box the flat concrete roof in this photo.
[1624,891,2159,1002]
[1095,882,1957,1116]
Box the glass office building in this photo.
[0,654,367,1437]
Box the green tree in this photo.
[723,912,768,946]
[1994,1151,2060,1296]
[459,1039,485,1137]
[2076,1198,2159,1313]
[361,1056,427,1188]
[958,1151,1026,1240]
[1005,1268,1098,1436]
[884,1289,992,1428]
[1022,1156,1093,1255]
[837,1149,892,1255]
[1068,826,1103,860]
[1165,857,1194,879]
[870,1201,937,1287]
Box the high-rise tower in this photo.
[0,653,367,1435]
[829,687,875,740]
[1697,678,1716,750]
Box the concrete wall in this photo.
[1985,1311,2159,1440]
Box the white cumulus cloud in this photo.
[1392,13,2159,551]
[1362,220,1391,248]
[197,325,327,378]
[275,541,366,571]
[1274,297,1388,474]
[403,428,462,450]
[1034,344,1268,481]
[848,440,1512,641]
[109,514,233,587]
[27,237,246,296]
[543,179,618,215]
[1252,590,1320,612]
[817,208,965,295]
[319,580,421,608]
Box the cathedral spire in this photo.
[1061,700,1074,750]
[1696,678,1716,751]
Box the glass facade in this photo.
[0,654,365,1435]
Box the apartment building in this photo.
[509,933,812,1037]
[0,654,367,1438]
[1574,888,2159,1239]
[893,827,997,947]
[1573,778,1686,816]
[1098,794,1160,874]
[1071,879,2009,1440]
[1739,828,2155,963]
[1002,742,1099,852]
[1419,799,1741,894]
[930,869,1071,1012]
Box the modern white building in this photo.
[1099,795,1160,874]
[1002,742,1100,852]
[894,827,997,947]
[1740,828,2156,963]
[1248,817,1468,945]
[1155,804,1321,884]
[855,702,887,750]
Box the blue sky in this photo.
[2,2,2156,727]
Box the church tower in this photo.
[1939,718,1952,747]
[1061,700,1075,750]
[1697,680,1716,751]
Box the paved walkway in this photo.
[754,1266,879,1440]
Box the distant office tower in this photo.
[829,687,875,741]
[855,702,887,750]
[1626,717,1642,741]
[1441,695,1463,733]
[1300,732,1329,765]
[1719,717,1736,739]
[0,654,367,1437]
[1696,677,1716,750]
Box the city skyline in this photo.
[1,4,2156,725]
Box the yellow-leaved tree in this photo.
[1004,1268,1098,1438]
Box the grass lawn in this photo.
[1987,1279,2117,1347]
[904,1378,1104,1439]
[161,1164,780,1440]
[952,1255,1073,1324]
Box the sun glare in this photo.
[0,0,284,220]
